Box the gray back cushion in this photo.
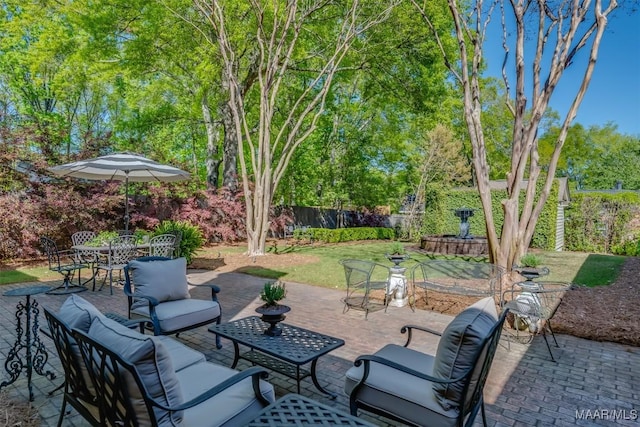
[432,297,498,411]
[57,295,106,394]
[88,316,184,426]
[58,294,105,332]
[129,257,190,309]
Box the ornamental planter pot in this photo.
[255,304,291,336]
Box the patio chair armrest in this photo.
[354,355,463,385]
[190,283,221,301]
[137,294,160,307]
[400,324,442,347]
[151,366,271,411]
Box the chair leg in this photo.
[541,333,556,362]
[547,322,559,347]
[56,396,68,427]
[109,270,114,295]
[215,317,223,349]
[480,401,488,427]
[46,270,87,295]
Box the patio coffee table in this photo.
[209,316,345,398]
[246,393,375,426]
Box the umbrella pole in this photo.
[124,174,129,231]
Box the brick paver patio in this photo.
[0,268,638,426]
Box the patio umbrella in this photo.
[49,152,190,230]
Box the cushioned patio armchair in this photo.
[44,294,274,427]
[124,256,223,348]
[345,297,508,427]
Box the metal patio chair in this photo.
[340,259,391,320]
[148,233,177,258]
[345,297,509,427]
[501,281,570,361]
[95,235,138,295]
[40,236,88,295]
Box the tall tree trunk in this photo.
[221,101,238,192]
[412,0,617,271]
[202,96,221,189]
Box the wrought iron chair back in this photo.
[71,328,148,427]
[71,231,97,261]
[43,308,100,426]
[95,236,138,295]
[40,236,88,294]
[148,234,177,258]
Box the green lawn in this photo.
[0,241,626,288]
[202,241,626,289]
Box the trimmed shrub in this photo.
[154,220,204,264]
[309,227,395,243]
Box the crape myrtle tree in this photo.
[194,0,397,256]
[411,0,619,269]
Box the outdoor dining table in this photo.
[71,242,151,288]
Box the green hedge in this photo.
[306,227,395,243]
[565,191,640,255]
[422,181,559,251]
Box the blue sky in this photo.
[482,8,640,136]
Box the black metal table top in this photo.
[209,316,345,365]
[3,285,52,297]
[246,394,376,427]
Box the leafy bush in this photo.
[565,192,640,254]
[154,220,204,264]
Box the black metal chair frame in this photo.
[501,281,569,361]
[43,308,100,427]
[410,260,505,309]
[123,256,223,347]
[95,235,138,295]
[71,327,270,427]
[339,259,391,320]
[349,309,509,427]
[40,236,88,295]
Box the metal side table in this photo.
[247,394,376,426]
[1,285,56,401]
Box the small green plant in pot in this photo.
[389,241,406,255]
[520,253,542,268]
[259,281,287,307]
[256,281,290,336]
[518,253,549,280]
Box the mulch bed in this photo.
[552,256,640,346]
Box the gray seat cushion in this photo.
[131,298,221,333]
[129,257,191,309]
[177,362,275,427]
[432,296,498,410]
[345,344,459,427]
[88,316,184,427]
[157,335,206,372]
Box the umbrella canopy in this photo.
[49,152,190,230]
